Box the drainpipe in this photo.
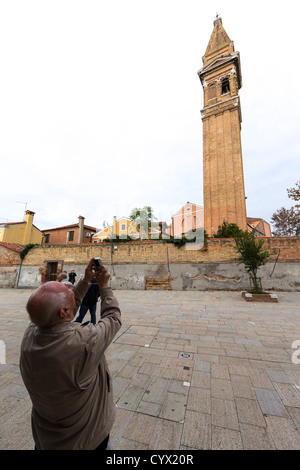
[16,258,23,288]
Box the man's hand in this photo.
[95,265,110,289]
[82,258,98,284]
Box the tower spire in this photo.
[203,16,234,65]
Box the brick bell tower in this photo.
[198,17,247,236]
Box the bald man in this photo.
[20,259,121,450]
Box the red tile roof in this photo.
[0,242,25,252]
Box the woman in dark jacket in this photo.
[75,278,100,324]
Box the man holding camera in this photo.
[20,258,121,450]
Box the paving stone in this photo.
[249,369,274,389]
[208,326,237,334]
[122,414,161,445]
[149,419,183,450]
[127,326,159,336]
[110,408,134,447]
[239,423,276,450]
[193,353,220,364]
[266,369,293,384]
[273,382,300,407]
[142,376,170,405]
[235,338,263,347]
[116,374,151,411]
[159,392,187,422]
[115,333,155,346]
[211,378,234,400]
[194,360,211,372]
[155,366,175,379]
[191,371,210,389]
[112,376,131,400]
[197,346,226,356]
[211,398,239,431]
[136,400,162,416]
[286,406,300,430]
[231,374,256,399]
[255,388,288,417]
[117,364,139,379]
[186,387,211,414]
[220,356,251,368]
[181,410,211,450]
[265,416,300,450]
[116,438,148,450]
[211,364,230,379]
[137,362,159,376]
[167,379,189,396]
[235,397,266,427]
[211,426,243,450]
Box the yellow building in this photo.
[93,215,164,242]
[0,210,43,245]
[93,216,132,242]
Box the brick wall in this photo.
[264,237,300,262]
[0,245,22,287]
[0,245,22,266]
[21,236,300,267]
[10,236,300,291]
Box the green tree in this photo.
[235,230,270,293]
[213,220,243,238]
[129,206,157,239]
[271,181,300,236]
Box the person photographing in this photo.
[20,258,121,450]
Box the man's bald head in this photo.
[26,281,75,328]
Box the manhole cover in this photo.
[178,352,194,360]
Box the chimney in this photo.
[23,210,35,245]
[78,216,85,243]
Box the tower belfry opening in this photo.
[221,78,230,95]
[198,17,247,236]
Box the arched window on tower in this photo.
[221,79,230,95]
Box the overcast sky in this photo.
[0,0,299,232]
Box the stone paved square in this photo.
[0,288,300,450]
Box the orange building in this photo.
[247,218,271,237]
[169,202,204,238]
[42,216,97,245]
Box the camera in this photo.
[94,257,103,270]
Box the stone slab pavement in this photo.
[1,288,300,450]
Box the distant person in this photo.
[20,259,121,450]
[75,278,100,325]
[57,272,67,282]
[68,269,77,284]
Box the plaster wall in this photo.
[16,261,300,292]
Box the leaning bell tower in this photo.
[198,17,247,236]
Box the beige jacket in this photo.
[20,281,121,450]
